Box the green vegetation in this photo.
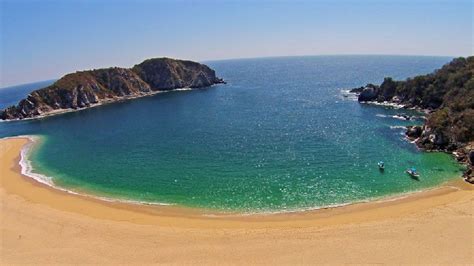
[0,58,224,120]
[355,56,473,151]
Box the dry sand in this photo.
[1,137,473,264]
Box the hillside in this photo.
[350,56,474,182]
[1,58,224,120]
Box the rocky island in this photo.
[1,58,225,120]
[350,56,474,182]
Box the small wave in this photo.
[173,88,193,91]
[362,101,405,109]
[412,115,427,121]
[377,114,412,121]
[12,135,173,206]
[390,125,406,129]
[209,201,361,217]
[392,115,409,120]
[339,89,358,101]
[19,136,55,186]
[3,135,456,216]
[205,185,450,217]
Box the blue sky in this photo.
[1,0,472,87]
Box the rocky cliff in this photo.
[1,58,225,120]
[350,56,474,182]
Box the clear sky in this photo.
[1,0,472,87]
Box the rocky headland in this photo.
[1,58,225,120]
[349,56,474,183]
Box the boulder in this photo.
[406,126,422,139]
[358,87,378,102]
[463,167,474,184]
[349,86,364,93]
[469,150,474,166]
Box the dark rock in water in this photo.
[350,83,377,94]
[350,56,474,167]
[454,152,466,162]
[463,168,474,184]
[454,144,474,184]
[469,150,474,166]
[358,86,378,102]
[350,56,474,184]
[1,58,225,120]
[406,125,422,139]
[349,86,364,93]
[414,127,450,151]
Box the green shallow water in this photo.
[0,55,464,213]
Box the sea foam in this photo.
[10,135,174,207]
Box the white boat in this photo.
[406,168,420,180]
[378,161,385,170]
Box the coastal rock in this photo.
[350,56,474,155]
[414,127,449,151]
[463,168,474,184]
[350,56,474,184]
[405,125,422,139]
[455,144,474,184]
[391,95,402,103]
[453,151,466,162]
[349,86,364,93]
[358,86,378,102]
[0,58,225,120]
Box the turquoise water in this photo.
[0,55,464,212]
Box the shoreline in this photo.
[0,85,221,122]
[1,137,473,264]
[2,136,472,221]
[11,135,469,217]
[346,89,474,184]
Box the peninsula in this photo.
[0,58,225,120]
[350,56,474,182]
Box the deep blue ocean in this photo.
[0,55,463,212]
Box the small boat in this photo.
[378,161,385,170]
[406,167,420,180]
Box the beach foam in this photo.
[0,135,465,217]
[390,125,407,130]
[11,135,174,207]
[361,101,406,109]
[339,89,359,101]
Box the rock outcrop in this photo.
[350,56,474,183]
[405,125,423,139]
[1,58,225,120]
[351,56,473,151]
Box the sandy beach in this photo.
[1,137,473,264]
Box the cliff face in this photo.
[132,58,223,90]
[1,58,225,120]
